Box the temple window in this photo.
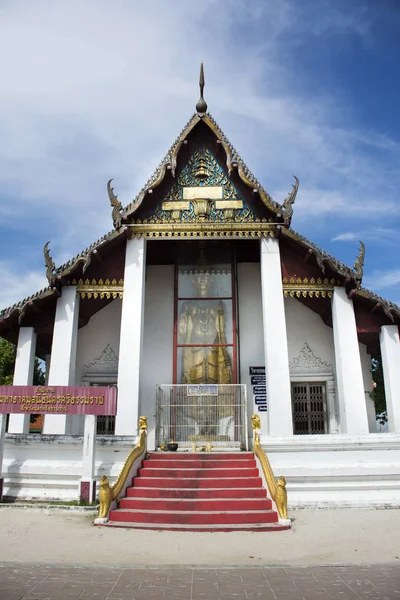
[96,415,116,436]
[174,247,237,385]
[291,382,328,435]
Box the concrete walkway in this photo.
[0,507,399,566]
[0,507,399,599]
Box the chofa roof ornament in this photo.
[353,241,365,284]
[107,179,124,229]
[282,176,299,227]
[196,62,208,115]
[44,241,56,284]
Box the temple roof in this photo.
[1,66,400,342]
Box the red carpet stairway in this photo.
[107,452,290,531]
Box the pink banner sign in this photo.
[0,386,117,416]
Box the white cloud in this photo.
[0,0,398,275]
[332,232,358,241]
[0,261,48,311]
[332,229,400,243]
[363,270,400,290]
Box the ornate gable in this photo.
[134,142,266,232]
[82,344,118,383]
[289,343,333,377]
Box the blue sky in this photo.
[0,0,399,309]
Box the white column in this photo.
[43,287,80,435]
[115,237,147,436]
[260,236,293,436]
[44,354,51,385]
[0,413,6,500]
[80,415,97,502]
[8,327,37,434]
[380,325,400,433]
[331,287,369,434]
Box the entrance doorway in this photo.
[155,384,248,449]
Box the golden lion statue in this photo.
[275,476,288,520]
[139,416,148,431]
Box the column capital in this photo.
[261,236,280,254]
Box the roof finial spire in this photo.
[196,62,207,115]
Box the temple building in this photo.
[1,66,400,508]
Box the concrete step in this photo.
[126,487,267,499]
[119,497,273,511]
[103,521,289,532]
[142,459,257,469]
[137,467,259,478]
[132,477,263,489]
[97,451,288,532]
[147,452,252,460]
[108,508,279,525]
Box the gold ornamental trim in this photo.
[282,276,340,299]
[97,417,148,522]
[68,278,124,299]
[67,275,339,300]
[129,222,276,239]
[251,415,288,521]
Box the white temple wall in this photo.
[285,296,339,432]
[260,434,400,507]
[3,434,136,501]
[285,296,335,369]
[3,432,400,505]
[140,264,174,450]
[237,263,265,440]
[75,300,122,385]
[70,300,122,434]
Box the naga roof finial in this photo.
[107,179,124,229]
[353,240,365,283]
[44,241,56,283]
[196,62,207,115]
[282,176,299,227]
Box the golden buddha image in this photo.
[178,271,233,387]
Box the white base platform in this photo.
[2,433,400,506]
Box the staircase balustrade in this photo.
[251,414,290,524]
[94,416,148,524]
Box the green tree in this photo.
[371,354,387,424]
[0,337,45,385]
[0,338,16,385]
[0,337,45,427]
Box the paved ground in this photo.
[0,508,400,598]
[1,508,400,566]
[0,564,400,600]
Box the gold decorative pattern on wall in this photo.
[129,222,276,239]
[67,279,124,299]
[64,276,340,300]
[282,276,340,299]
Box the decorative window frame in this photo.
[81,345,118,435]
[289,343,339,434]
[82,344,119,385]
